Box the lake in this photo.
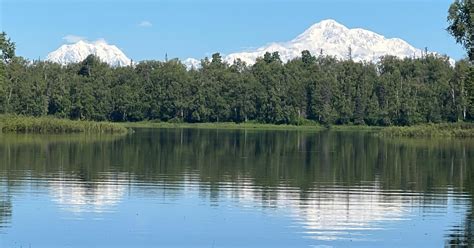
[0,128,473,247]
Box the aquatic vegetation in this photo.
[378,123,474,138]
[0,115,128,134]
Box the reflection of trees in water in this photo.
[446,211,473,248]
[0,129,473,240]
[0,181,12,231]
[0,198,12,230]
[1,130,473,190]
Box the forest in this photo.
[0,48,473,126]
[0,0,472,127]
[0,32,473,126]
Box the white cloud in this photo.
[138,20,152,28]
[62,34,87,43]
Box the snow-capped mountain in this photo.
[186,19,438,68]
[183,58,201,69]
[46,40,131,67]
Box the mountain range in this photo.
[223,19,425,65]
[46,19,446,68]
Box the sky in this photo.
[0,0,466,62]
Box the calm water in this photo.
[0,128,473,248]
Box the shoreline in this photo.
[1,115,473,137]
[122,121,474,138]
[121,122,474,138]
[121,121,326,131]
[377,123,474,138]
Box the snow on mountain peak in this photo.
[186,19,449,69]
[183,58,201,70]
[315,19,345,27]
[46,40,131,67]
[297,19,347,36]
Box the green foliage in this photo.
[0,32,15,63]
[467,67,474,119]
[447,0,474,61]
[0,32,471,126]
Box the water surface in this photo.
[0,128,473,247]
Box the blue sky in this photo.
[0,0,466,61]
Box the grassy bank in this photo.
[122,121,327,131]
[378,123,474,138]
[327,125,383,132]
[125,121,474,138]
[0,115,128,134]
[1,115,472,137]
[122,121,385,132]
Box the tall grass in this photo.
[378,123,474,138]
[0,115,128,134]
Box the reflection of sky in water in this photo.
[49,173,128,214]
[3,173,465,247]
[194,177,471,243]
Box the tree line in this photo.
[0,40,473,125]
